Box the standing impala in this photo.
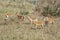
[33,21,45,28]
[27,16,45,29]
[44,16,55,25]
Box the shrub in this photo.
[42,4,60,17]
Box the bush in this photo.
[21,11,29,15]
[20,1,35,14]
[42,5,60,17]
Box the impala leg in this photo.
[41,25,43,29]
[42,24,45,29]
[52,21,54,24]
[50,22,53,25]
[31,21,32,24]
[35,24,38,29]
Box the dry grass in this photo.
[0,14,60,40]
[0,0,60,40]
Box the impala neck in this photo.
[27,16,33,21]
[27,16,38,22]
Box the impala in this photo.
[17,14,24,21]
[48,18,55,24]
[27,16,45,29]
[44,16,55,25]
[4,13,14,22]
[33,21,45,28]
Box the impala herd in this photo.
[2,12,56,29]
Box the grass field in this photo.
[0,14,60,40]
[0,0,60,40]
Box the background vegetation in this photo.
[0,0,60,40]
[0,0,60,16]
